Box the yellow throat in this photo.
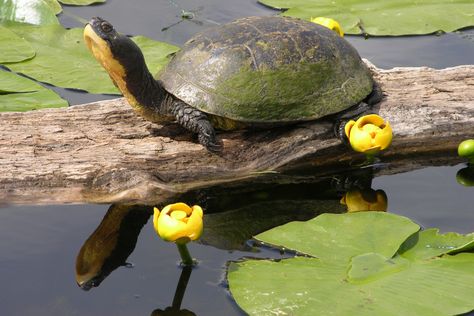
[83,24,142,110]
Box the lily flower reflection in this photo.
[340,188,388,213]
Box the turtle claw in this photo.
[207,141,223,153]
[198,132,222,153]
[197,123,222,153]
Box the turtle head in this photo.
[84,17,146,83]
[84,17,162,115]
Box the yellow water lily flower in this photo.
[310,17,344,37]
[345,114,392,155]
[340,189,388,212]
[153,203,203,244]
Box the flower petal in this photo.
[187,205,204,241]
[356,114,385,129]
[158,212,189,241]
[153,207,160,235]
[163,202,193,216]
[374,121,393,150]
[344,120,356,139]
[310,17,344,36]
[349,129,373,153]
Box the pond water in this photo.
[1,0,474,315]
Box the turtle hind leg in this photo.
[171,100,222,153]
[333,81,383,141]
[364,80,383,106]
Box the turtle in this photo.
[84,16,382,153]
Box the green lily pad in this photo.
[0,70,67,111]
[399,228,474,260]
[59,0,105,5]
[228,212,474,315]
[255,212,418,260]
[0,25,35,63]
[2,23,180,94]
[43,0,62,14]
[258,0,474,36]
[0,0,60,25]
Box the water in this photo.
[1,0,474,315]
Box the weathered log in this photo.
[0,61,473,205]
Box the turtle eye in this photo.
[101,21,113,33]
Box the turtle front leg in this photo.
[170,100,222,153]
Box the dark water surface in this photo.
[1,0,474,315]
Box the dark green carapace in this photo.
[159,16,374,128]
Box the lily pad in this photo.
[399,228,474,260]
[59,0,105,5]
[0,70,67,111]
[255,211,418,260]
[0,0,60,25]
[0,25,35,63]
[43,0,62,14]
[258,0,474,36]
[2,22,180,94]
[228,212,474,315]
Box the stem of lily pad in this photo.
[365,154,376,165]
[176,242,194,266]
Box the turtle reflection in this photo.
[75,204,152,290]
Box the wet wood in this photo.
[1,61,473,204]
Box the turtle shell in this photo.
[158,16,374,124]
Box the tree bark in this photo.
[1,61,473,205]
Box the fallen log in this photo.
[0,61,473,205]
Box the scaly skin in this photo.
[170,100,221,152]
